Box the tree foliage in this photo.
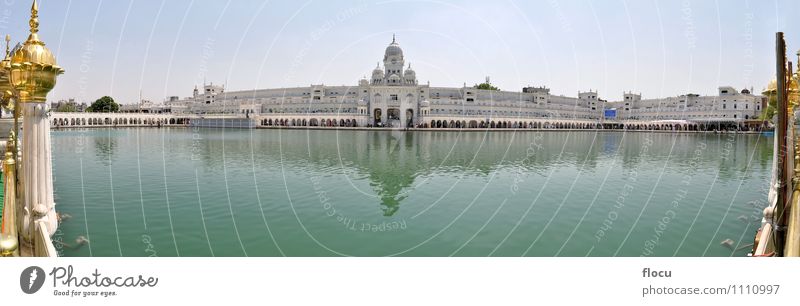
[475,82,499,91]
[87,96,119,113]
[761,94,777,121]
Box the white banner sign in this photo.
[0,258,797,306]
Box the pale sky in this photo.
[3,0,800,104]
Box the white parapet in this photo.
[34,220,57,257]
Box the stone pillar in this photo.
[368,111,374,126]
[19,102,57,243]
[399,108,406,128]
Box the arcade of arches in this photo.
[50,113,766,132]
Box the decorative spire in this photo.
[27,0,41,43]
[4,35,9,58]
[392,33,396,44]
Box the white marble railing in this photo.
[34,220,57,257]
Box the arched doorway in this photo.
[387,108,400,127]
[373,109,382,126]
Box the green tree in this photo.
[761,94,776,121]
[475,82,499,91]
[87,96,119,113]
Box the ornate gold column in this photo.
[0,136,18,256]
[0,28,17,256]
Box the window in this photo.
[390,95,398,101]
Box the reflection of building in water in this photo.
[364,133,419,216]
[156,36,764,128]
[227,130,770,216]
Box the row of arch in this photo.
[52,117,191,127]
[426,120,602,129]
[260,118,360,127]
[50,116,764,132]
[423,120,763,131]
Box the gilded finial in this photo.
[4,35,9,57]
[9,0,63,103]
[7,130,15,147]
[27,0,40,43]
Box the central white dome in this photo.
[384,35,403,58]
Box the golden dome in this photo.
[11,41,56,67]
[764,75,800,112]
[763,76,800,95]
[11,0,55,66]
[8,0,63,103]
[764,78,777,95]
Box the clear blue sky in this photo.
[3,0,800,104]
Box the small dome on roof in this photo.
[404,63,415,75]
[372,63,384,77]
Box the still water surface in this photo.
[51,128,771,256]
